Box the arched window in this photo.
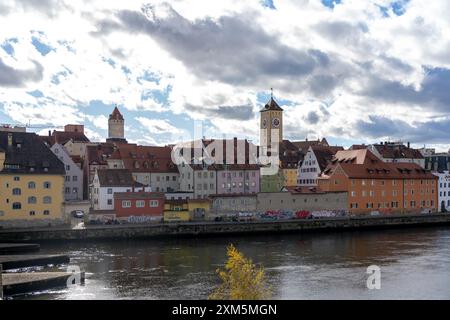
[28,196,37,204]
[43,196,52,204]
[28,181,36,189]
[43,210,50,215]
[43,181,51,189]
[12,202,21,210]
[12,188,21,195]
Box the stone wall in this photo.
[1,213,450,241]
[257,191,348,212]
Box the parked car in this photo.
[71,210,85,219]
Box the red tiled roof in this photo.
[321,149,436,180]
[109,106,124,120]
[372,143,424,160]
[39,131,90,146]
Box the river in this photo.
[11,227,450,300]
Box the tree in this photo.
[209,244,271,300]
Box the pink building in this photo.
[216,164,260,194]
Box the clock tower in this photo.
[260,91,283,151]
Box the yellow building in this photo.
[164,200,191,222]
[282,168,298,187]
[0,132,66,228]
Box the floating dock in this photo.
[0,243,40,255]
[2,272,85,296]
[0,254,70,270]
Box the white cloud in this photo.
[1,0,450,147]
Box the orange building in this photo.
[318,149,438,215]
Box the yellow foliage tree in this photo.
[209,244,271,300]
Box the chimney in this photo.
[7,133,12,147]
[48,130,51,137]
[407,142,410,148]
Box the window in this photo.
[107,188,113,194]
[73,187,78,194]
[0,211,4,216]
[136,200,145,208]
[66,165,70,171]
[12,188,21,195]
[28,196,37,204]
[65,187,71,194]
[43,196,52,204]
[28,181,36,189]
[107,199,112,205]
[65,176,70,182]
[29,211,36,216]
[43,210,50,215]
[73,176,78,182]
[12,202,21,210]
[350,203,358,209]
[149,200,159,207]
[43,181,51,189]
[14,176,20,181]
[122,200,132,208]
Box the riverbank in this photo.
[1,213,450,242]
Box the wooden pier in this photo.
[2,271,85,296]
[0,254,70,270]
[0,243,40,255]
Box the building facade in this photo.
[114,192,165,220]
[0,132,65,228]
[434,171,450,212]
[51,143,83,200]
[298,145,343,187]
[91,169,151,211]
[318,149,438,215]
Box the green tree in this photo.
[209,244,271,300]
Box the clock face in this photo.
[272,118,280,128]
[262,119,267,128]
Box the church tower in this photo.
[108,106,126,142]
[260,91,283,151]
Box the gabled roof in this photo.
[96,168,145,187]
[311,145,344,171]
[372,143,424,160]
[0,132,65,175]
[260,97,283,112]
[321,149,436,180]
[39,130,90,146]
[291,138,330,154]
[109,107,124,120]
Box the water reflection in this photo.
[15,227,450,300]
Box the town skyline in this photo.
[2,0,450,152]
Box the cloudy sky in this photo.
[1,0,450,150]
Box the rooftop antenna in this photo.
[270,88,273,99]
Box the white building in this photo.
[434,171,450,212]
[298,146,343,186]
[91,169,151,211]
[51,143,83,200]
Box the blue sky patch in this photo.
[261,0,276,9]
[321,0,342,9]
[31,36,54,56]
[1,38,18,56]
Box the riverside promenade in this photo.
[1,213,450,241]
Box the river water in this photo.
[12,227,450,300]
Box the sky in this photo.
[1,0,450,151]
